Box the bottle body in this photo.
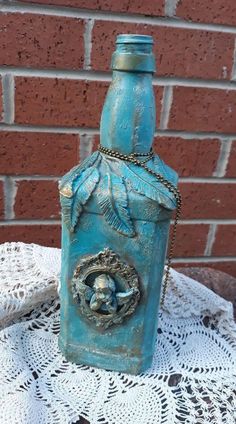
[59,180,173,373]
[59,35,178,374]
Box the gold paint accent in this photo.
[113,55,144,71]
[60,185,73,198]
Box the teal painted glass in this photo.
[59,34,178,374]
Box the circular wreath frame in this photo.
[71,248,140,329]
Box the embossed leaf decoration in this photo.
[98,172,135,237]
[124,163,176,210]
[71,167,100,231]
[154,155,178,186]
[61,166,100,232]
[60,195,73,231]
[59,151,100,198]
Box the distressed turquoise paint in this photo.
[59,34,178,374]
[101,35,156,155]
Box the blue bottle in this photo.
[59,34,178,375]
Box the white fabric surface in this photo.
[0,242,235,424]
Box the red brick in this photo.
[176,0,236,26]
[0,224,61,247]
[0,181,4,219]
[0,78,3,121]
[154,137,220,177]
[180,183,236,219]
[92,134,100,152]
[171,223,208,257]
[14,180,60,219]
[15,78,109,127]
[0,132,79,176]
[174,262,236,278]
[91,21,234,80]
[226,140,236,177]
[0,14,84,69]
[14,77,163,128]
[21,0,164,15]
[169,87,236,134]
[212,225,236,256]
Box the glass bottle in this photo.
[59,34,178,374]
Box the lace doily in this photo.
[0,242,235,424]
[0,242,61,329]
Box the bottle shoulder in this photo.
[59,151,178,234]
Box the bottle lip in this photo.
[116,34,153,44]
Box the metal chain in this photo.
[98,144,182,306]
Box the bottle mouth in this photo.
[111,34,155,73]
[116,34,154,45]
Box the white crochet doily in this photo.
[0,242,235,424]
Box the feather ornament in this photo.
[71,167,100,230]
[124,162,176,210]
[59,151,100,198]
[60,155,101,232]
[98,171,135,237]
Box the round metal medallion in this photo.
[71,248,140,329]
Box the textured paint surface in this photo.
[59,35,178,374]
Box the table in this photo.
[0,242,235,424]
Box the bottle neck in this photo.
[100,70,156,155]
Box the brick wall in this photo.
[0,1,236,275]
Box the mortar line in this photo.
[179,177,236,183]
[0,124,99,134]
[79,134,94,161]
[0,218,235,230]
[3,176,17,220]
[1,2,236,34]
[83,19,94,70]
[165,0,180,17]
[2,176,236,184]
[204,223,217,256]
[0,219,61,225]
[0,67,112,81]
[172,257,236,263]
[155,130,236,139]
[231,38,236,80]
[159,86,173,130]
[153,77,236,90]
[1,67,236,90]
[213,139,232,177]
[76,134,80,162]
[0,123,236,139]
[2,74,15,124]
[178,219,236,225]
[7,176,60,181]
